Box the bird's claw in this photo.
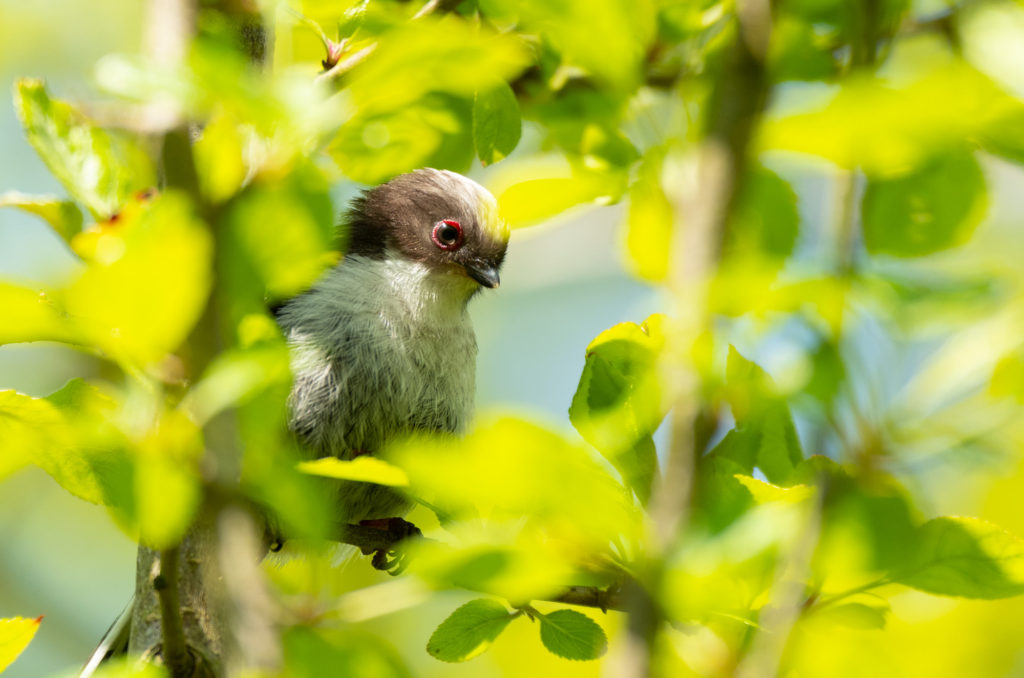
[360,517,422,575]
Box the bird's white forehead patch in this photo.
[431,169,508,243]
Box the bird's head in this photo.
[344,168,509,291]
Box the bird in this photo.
[80,168,508,675]
[279,167,508,526]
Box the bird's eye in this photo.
[431,219,463,251]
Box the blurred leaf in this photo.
[0,380,130,507]
[183,342,291,424]
[810,602,889,630]
[0,283,75,346]
[331,94,473,185]
[990,351,1024,402]
[297,457,409,487]
[408,524,581,603]
[815,472,919,589]
[67,192,213,365]
[694,456,756,532]
[497,172,622,228]
[570,315,667,503]
[978,106,1024,165]
[537,609,607,661]
[194,111,248,203]
[0,616,41,673]
[481,0,656,89]
[804,338,845,406]
[348,18,528,114]
[473,82,522,166]
[227,170,335,300]
[895,517,1024,599]
[712,347,803,484]
[427,599,515,662]
[0,191,83,242]
[862,148,987,257]
[132,408,203,548]
[734,474,814,504]
[284,626,410,677]
[78,660,167,678]
[761,63,1022,173]
[725,166,799,261]
[13,78,155,218]
[625,149,673,281]
[768,16,838,82]
[390,417,639,549]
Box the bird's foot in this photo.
[359,517,422,575]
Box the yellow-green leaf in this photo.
[427,599,515,662]
[569,315,667,503]
[0,191,83,242]
[297,457,409,487]
[67,192,213,365]
[0,616,42,673]
[13,78,155,219]
[625,151,672,281]
[896,517,1024,599]
[0,283,75,346]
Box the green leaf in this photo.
[331,94,474,185]
[725,166,799,261]
[862,148,987,257]
[713,347,803,484]
[0,616,41,673]
[0,191,83,242]
[426,599,515,662]
[227,171,335,300]
[473,82,522,166]
[693,455,755,532]
[0,380,126,505]
[537,609,608,661]
[0,283,75,346]
[895,517,1024,599]
[13,78,155,219]
[297,457,409,487]
[569,315,666,503]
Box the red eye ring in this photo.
[431,219,464,251]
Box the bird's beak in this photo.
[464,262,501,288]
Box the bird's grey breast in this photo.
[280,255,478,460]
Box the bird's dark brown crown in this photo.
[343,169,508,279]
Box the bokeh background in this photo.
[6,0,1024,676]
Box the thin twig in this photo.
[315,0,460,84]
[326,521,631,612]
[156,547,190,676]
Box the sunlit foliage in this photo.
[4,0,1024,675]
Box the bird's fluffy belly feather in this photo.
[279,255,477,521]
